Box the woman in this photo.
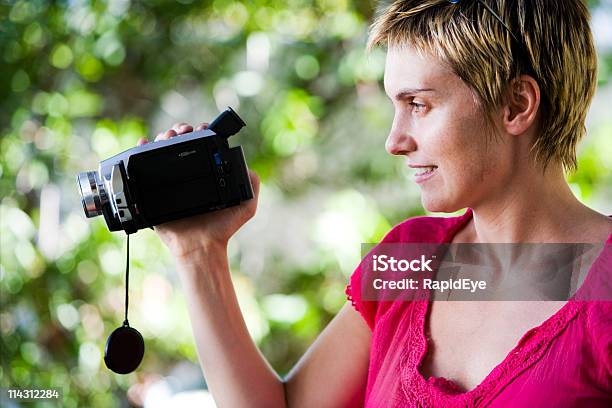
[138,0,611,406]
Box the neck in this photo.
[467,163,600,243]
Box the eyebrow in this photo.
[392,88,436,100]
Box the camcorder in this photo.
[76,107,253,234]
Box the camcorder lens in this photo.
[77,171,103,218]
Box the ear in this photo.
[502,75,540,136]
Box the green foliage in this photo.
[1,1,610,406]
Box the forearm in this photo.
[174,241,286,408]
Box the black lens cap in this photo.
[104,324,145,374]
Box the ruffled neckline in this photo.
[400,299,582,406]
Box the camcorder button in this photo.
[223,161,232,174]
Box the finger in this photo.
[178,124,193,134]
[154,131,165,142]
[195,122,210,131]
[172,122,192,134]
[137,137,148,146]
[163,129,177,139]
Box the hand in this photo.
[137,122,260,259]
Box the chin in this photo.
[420,193,463,214]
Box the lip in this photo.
[408,164,438,184]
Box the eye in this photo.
[409,101,426,113]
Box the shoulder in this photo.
[346,209,472,330]
[582,301,612,375]
[584,301,612,343]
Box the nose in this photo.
[385,118,417,156]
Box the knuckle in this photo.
[173,122,190,131]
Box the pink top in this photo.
[345,208,612,407]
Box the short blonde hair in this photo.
[368,0,597,172]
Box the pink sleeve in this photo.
[345,259,378,330]
[344,213,463,330]
[345,225,402,331]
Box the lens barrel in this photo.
[77,171,103,218]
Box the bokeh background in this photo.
[1,0,611,407]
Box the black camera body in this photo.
[77,107,253,234]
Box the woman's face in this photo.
[384,45,513,213]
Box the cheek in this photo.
[430,125,502,198]
[440,138,508,200]
[421,153,492,213]
[455,142,498,184]
[441,114,498,174]
[420,102,505,188]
